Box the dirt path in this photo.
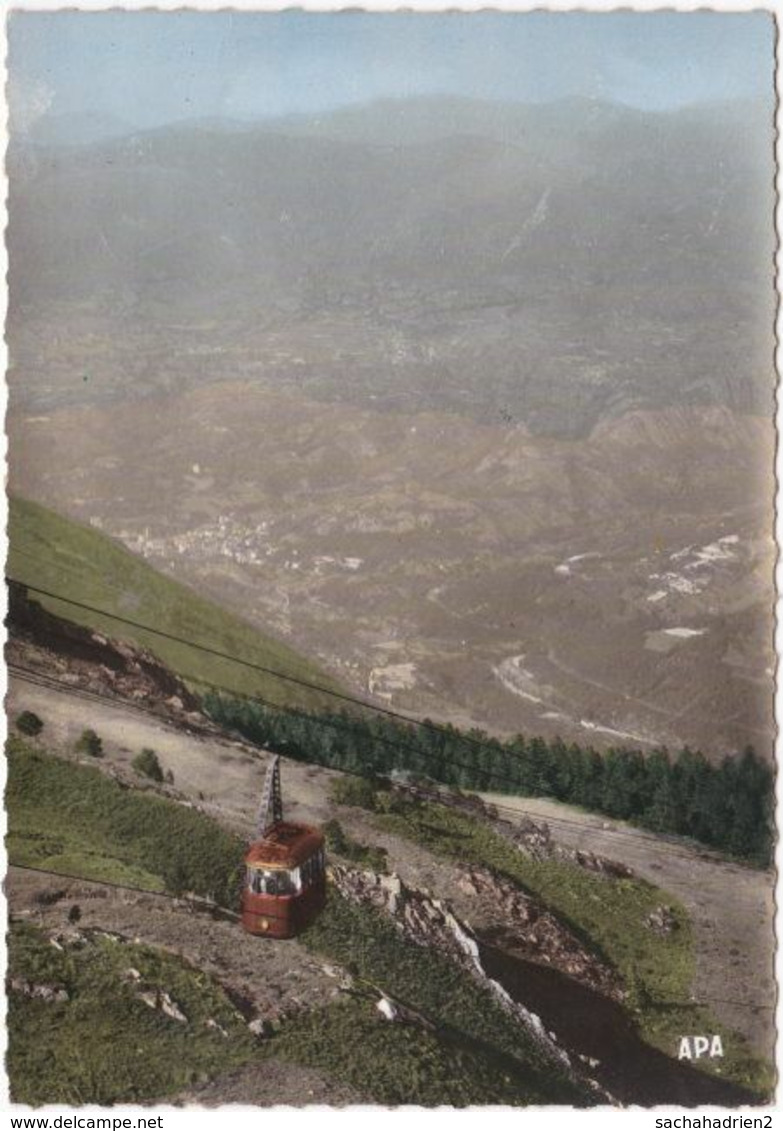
[5,677,339,838]
[481,792,776,1058]
[7,866,340,1027]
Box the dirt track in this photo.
[7,866,339,1028]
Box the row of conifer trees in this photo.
[203,692,774,865]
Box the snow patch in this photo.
[668,575,700,595]
[648,572,701,597]
[493,655,544,703]
[689,538,738,567]
[649,535,739,601]
[555,552,599,575]
[579,719,648,744]
[313,554,363,573]
[567,552,599,564]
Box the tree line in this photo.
[203,693,774,865]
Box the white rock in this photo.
[376,997,399,1022]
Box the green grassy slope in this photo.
[7,738,245,905]
[284,891,591,1106]
[8,922,257,1105]
[8,495,343,711]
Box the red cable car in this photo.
[241,755,326,939]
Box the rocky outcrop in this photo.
[331,865,485,973]
[138,988,188,1023]
[7,582,203,722]
[508,814,634,879]
[456,867,622,1001]
[329,862,614,1102]
[405,786,634,880]
[645,905,679,936]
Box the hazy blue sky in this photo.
[8,10,775,133]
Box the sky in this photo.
[7,10,776,135]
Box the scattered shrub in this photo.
[163,859,190,896]
[132,748,164,782]
[323,818,388,873]
[330,776,380,811]
[373,789,409,816]
[15,712,43,737]
[75,729,103,758]
[33,888,67,908]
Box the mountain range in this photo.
[8,94,775,436]
[6,94,776,758]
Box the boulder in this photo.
[9,977,69,1003]
[645,905,678,935]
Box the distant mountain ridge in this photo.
[7,94,775,436]
[24,110,135,147]
[20,92,772,148]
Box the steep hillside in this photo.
[7,496,345,711]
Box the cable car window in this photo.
[247,868,293,895]
[301,849,325,889]
[301,854,318,889]
[268,869,296,895]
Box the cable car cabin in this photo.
[241,821,326,938]
[240,755,326,939]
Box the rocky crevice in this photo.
[455,866,622,999]
[328,862,616,1102]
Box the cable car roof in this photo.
[245,821,324,868]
